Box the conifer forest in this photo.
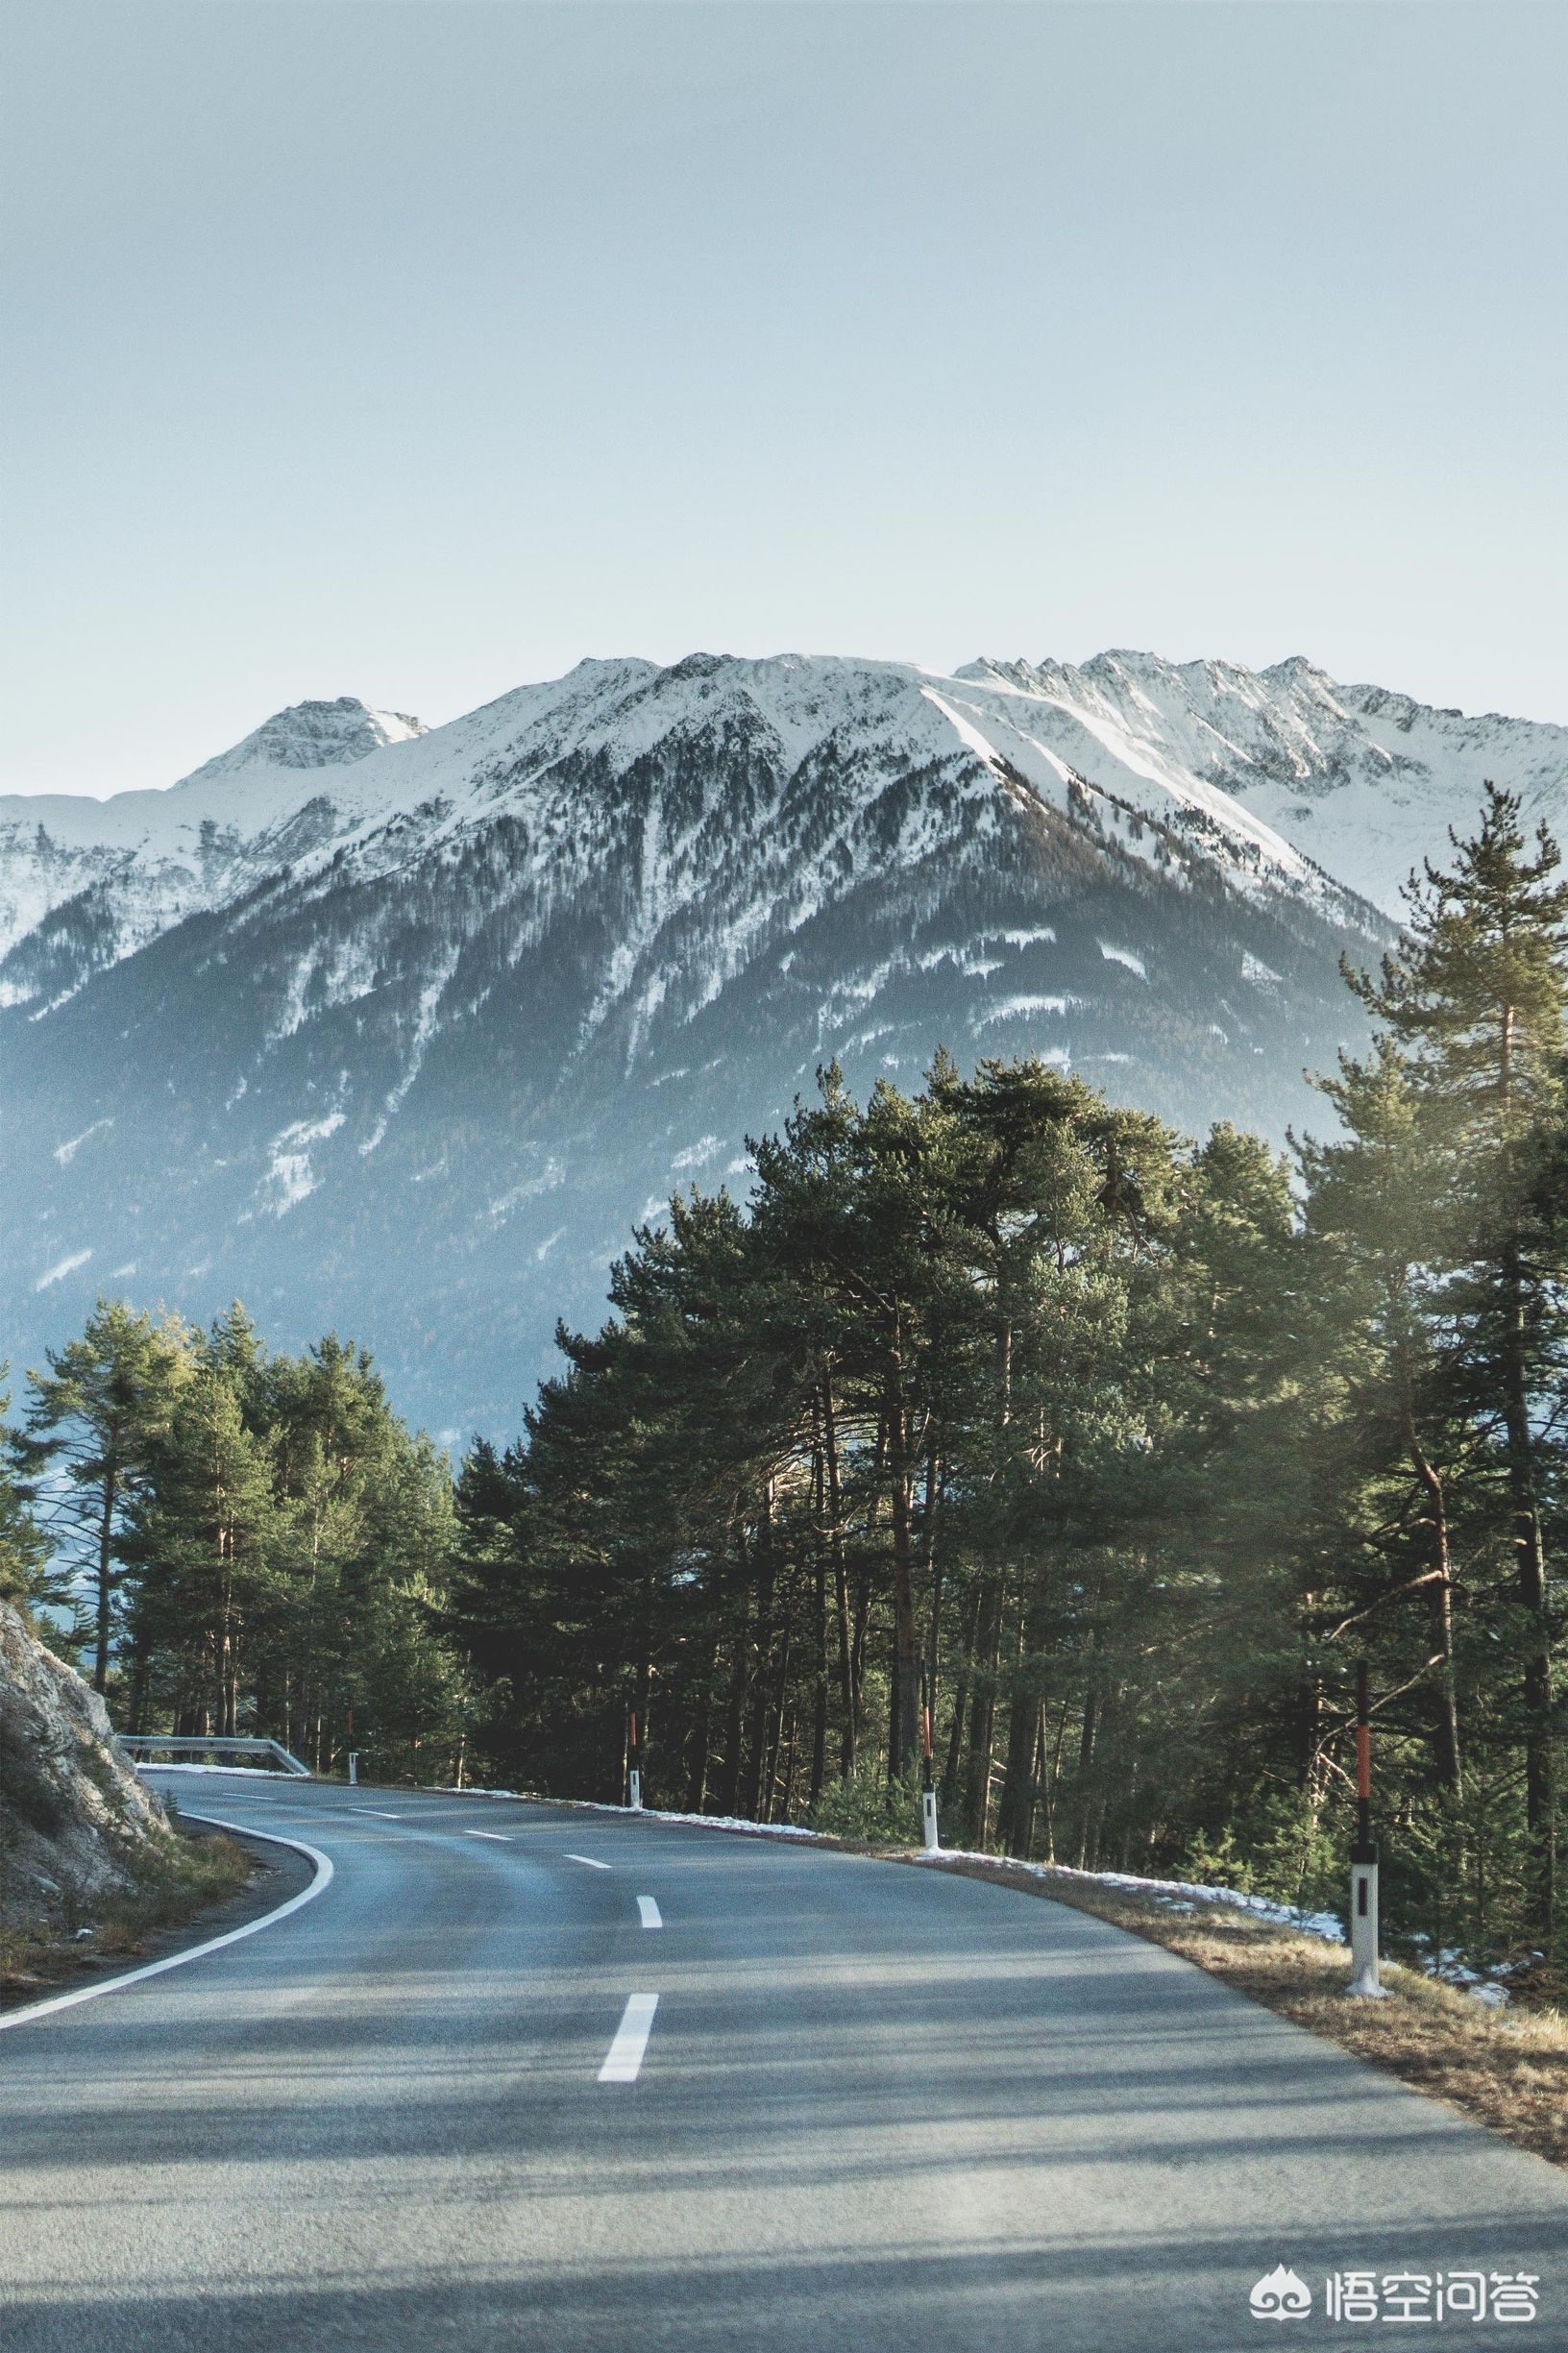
[5,788,1566,1982]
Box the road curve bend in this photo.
[0,1773,1562,2353]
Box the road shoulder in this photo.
[897,1849,1568,2170]
[0,1826,307,2017]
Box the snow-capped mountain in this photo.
[970,651,1568,919]
[2,649,1559,1432]
[0,698,426,1010]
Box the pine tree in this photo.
[125,1362,279,1736]
[1301,1038,1466,1794]
[0,1369,47,1613]
[1346,784,1568,1947]
[22,1302,195,1691]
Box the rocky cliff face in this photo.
[0,1600,172,1929]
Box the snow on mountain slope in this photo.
[0,698,429,1005]
[4,650,1345,1017]
[4,646,1559,1429]
[1,648,1405,1432]
[968,652,1568,917]
[9,642,1556,1020]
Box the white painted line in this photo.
[598,1992,658,2082]
[358,1809,404,1819]
[637,1896,663,1929]
[564,1852,612,1870]
[0,1815,333,2036]
[463,1828,509,1842]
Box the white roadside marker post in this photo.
[1348,1662,1385,1998]
[348,1751,360,1787]
[627,1708,643,1812]
[920,1659,940,1852]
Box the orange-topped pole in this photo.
[1348,1662,1384,1998]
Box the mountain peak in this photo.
[177,697,427,788]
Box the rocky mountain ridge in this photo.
[2,649,1561,1431]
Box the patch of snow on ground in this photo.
[1098,943,1147,978]
[53,1117,113,1165]
[35,1248,92,1290]
[970,993,1076,1030]
[919,1851,1346,1945]
[259,1112,345,1217]
[486,1158,566,1225]
[360,956,459,1155]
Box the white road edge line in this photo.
[463,1828,509,1841]
[564,1852,612,1870]
[0,1814,333,2036]
[599,1992,658,2082]
[637,1896,663,1929]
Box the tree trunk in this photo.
[941,1581,979,1811]
[1074,1682,1098,1869]
[1042,1698,1072,1861]
[997,1595,1045,1857]
[821,1381,856,1777]
[885,1404,920,1781]
[93,1462,117,1695]
[714,1554,751,1817]
[741,1490,776,1819]
[963,1575,1003,1850]
[1394,1336,1462,1798]
[1500,1233,1556,1938]
[810,1538,829,1807]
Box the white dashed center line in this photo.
[464,1828,509,1841]
[359,1809,403,1818]
[564,1852,612,1870]
[636,1896,662,1929]
[598,1993,658,2082]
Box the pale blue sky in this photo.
[4,1,1565,797]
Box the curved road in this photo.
[0,1772,1563,2351]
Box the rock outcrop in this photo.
[0,1599,172,1927]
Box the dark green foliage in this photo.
[0,1370,48,1612]
[15,1302,469,1782]
[20,1303,192,1686]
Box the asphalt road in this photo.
[1,1774,1563,2352]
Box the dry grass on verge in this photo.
[0,1830,254,2008]
[899,1851,1568,2170]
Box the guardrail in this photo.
[120,1735,313,1777]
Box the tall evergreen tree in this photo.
[22,1302,194,1691]
[125,1360,279,1736]
[1347,784,1568,1944]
